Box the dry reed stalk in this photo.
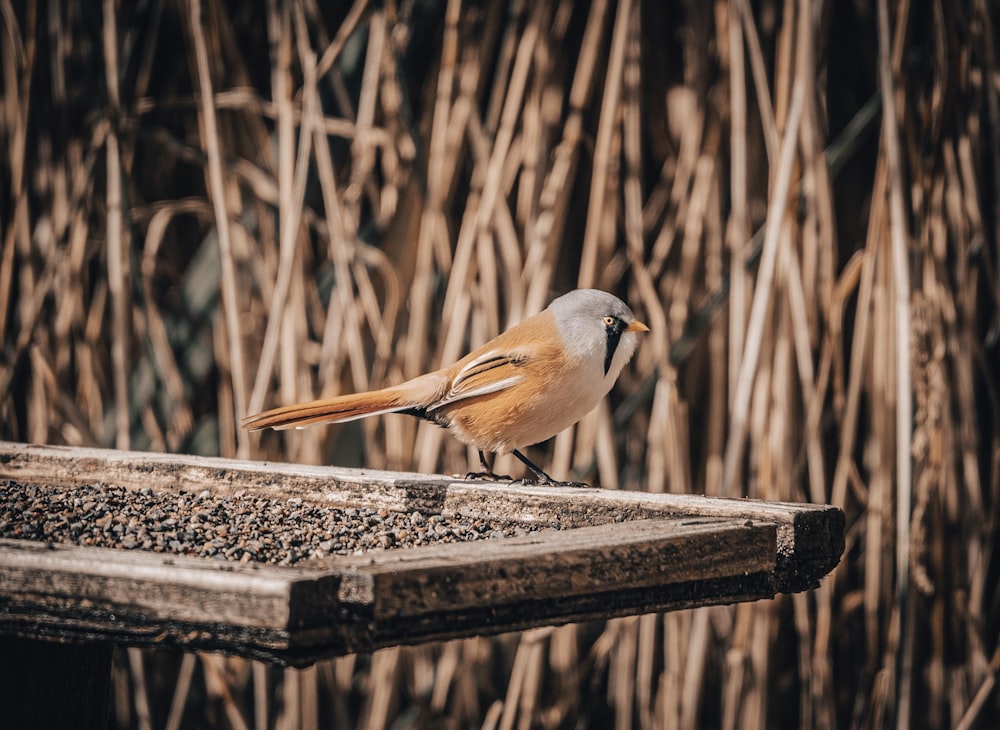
[608,617,637,730]
[811,252,864,701]
[956,647,1000,730]
[275,666,300,730]
[695,142,726,486]
[199,654,250,730]
[657,613,681,727]
[578,0,630,289]
[973,0,1000,260]
[867,276,893,701]
[248,0,311,419]
[733,0,776,162]
[186,0,249,457]
[791,0,831,510]
[360,647,400,730]
[497,629,533,730]
[403,0,460,386]
[780,241,823,496]
[722,78,805,494]
[542,625,578,722]
[299,664,319,730]
[344,8,383,221]
[646,91,701,283]
[140,202,208,447]
[670,135,718,346]
[163,653,197,730]
[634,613,661,727]
[109,651,131,728]
[213,307,237,458]
[483,1,522,137]
[518,632,548,730]
[442,1,545,339]
[270,0,297,425]
[679,609,709,730]
[1,7,36,435]
[427,640,458,712]
[524,0,608,313]
[319,654,358,727]
[720,3,824,726]
[832,164,885,512]
[876,0,915,723]
[0,1,29,353]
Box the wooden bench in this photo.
[0,441,844,727]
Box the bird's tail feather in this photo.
[243,372,448,432]
[241,388,412,431]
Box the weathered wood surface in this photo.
[0,441,844,665]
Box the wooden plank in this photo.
[0,441,843,589]
[337,516,775,614]
[0,538,318,628]
[0,441,844,665]
[340,517,780,654]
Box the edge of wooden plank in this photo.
[0,538,313,629]
[336,517,777,616]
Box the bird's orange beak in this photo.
[626,320,650,333]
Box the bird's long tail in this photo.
[241,374,446,432]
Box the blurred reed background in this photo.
[2,0,999,727]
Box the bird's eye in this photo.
[603,316,616,327]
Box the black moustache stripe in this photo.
[604,321,626,375]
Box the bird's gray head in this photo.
[548,289,649,378]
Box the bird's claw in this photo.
[515,476,592,488]
[463,471,514,482]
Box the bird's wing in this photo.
[427,350,526,411]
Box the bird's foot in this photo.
[463,471,514,482]
[508,449,593,487]
[466,451,516,481]
[517,475,592,488]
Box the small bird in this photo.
[242,289,648,486]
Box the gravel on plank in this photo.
[0,481,557,565]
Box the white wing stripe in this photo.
[428,374,523,412]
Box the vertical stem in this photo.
[722,83,805,494]
[972,0,1000,383]
[578,0,632,288]
[728,0,748,418]
[248,0,317,416]
[103,0,129,449]
[186,0,250,457]
[876,0,913,723]
[405,0,461,381]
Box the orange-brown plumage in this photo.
[242,289,648,484]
